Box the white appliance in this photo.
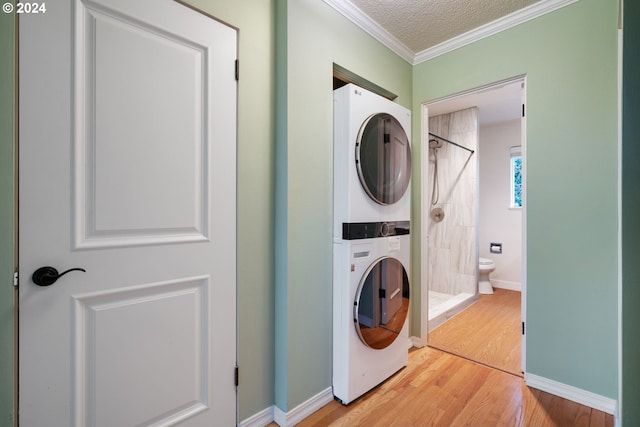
[332,84,412,405]
[333,84,412,241]
[333,232,410,405]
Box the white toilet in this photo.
[478,257,496,294]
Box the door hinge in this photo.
[13,271,18,288]
[235,59,239,81]
[235,366,239,386]
[522,321,525,335]
[522,104,525,117]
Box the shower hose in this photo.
[431,145,439,205]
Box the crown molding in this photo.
[414,0,579,64]
[323,0,415,63]
[323,0,579,66]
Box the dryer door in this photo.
[354,256,409,349]
[356,113,411,205]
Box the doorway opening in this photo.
[421,76,527,376]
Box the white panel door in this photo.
[19,0,237,425]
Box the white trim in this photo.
[414,0,578,64]
[323,0,579,65]
[616,22,623,427]
[411,335,427,348]
[491,279,521,292]
[239,406,274,427]
[273,387,334,427]
[420,105,430,344]
[525,373,617,415]
[424,75,526,106]
[322,0,414,63]
[520,77,528,374]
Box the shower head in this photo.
[429,139,443,149]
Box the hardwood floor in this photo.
[289,347,614,427]
[270,288,614,427]
[428,288,522,376]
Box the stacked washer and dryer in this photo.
[333,84,412,405]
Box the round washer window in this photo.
[354,257,410,349]
[356,113,411,205]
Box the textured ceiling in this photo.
[348,0,542,52]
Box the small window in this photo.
[510,146,522,208]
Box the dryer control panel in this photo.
[342,221,409,240]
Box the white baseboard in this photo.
[525,373,617,415]
[273,387,334,426]
[240,406,274,427]
[411,335,427,348]
[491,279,522,291]
[242,373,618,426]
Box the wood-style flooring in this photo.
[291,347,614,427]
[272,288,614,427]
[428,288,522,376]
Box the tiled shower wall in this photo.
[427,107,478,295]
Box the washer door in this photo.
[354,257,410,349]
[356,113,411,205]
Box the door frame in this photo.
[418,75,528,373]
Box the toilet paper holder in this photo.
[490,243,502,254]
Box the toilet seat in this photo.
[479,257,495,268]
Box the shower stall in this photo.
[427,107,479,331]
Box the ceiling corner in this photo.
[323,0,416,64]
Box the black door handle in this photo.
[32,266,86,287]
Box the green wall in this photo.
[0,4,15,425]
[181,0,277,420]
[622,0,640,424]
[413,0,619,398]
[274,0,412,411]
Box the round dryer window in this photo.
[354,257,410,349]
[356,113,411,205]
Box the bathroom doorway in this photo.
[421,77,526,375]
